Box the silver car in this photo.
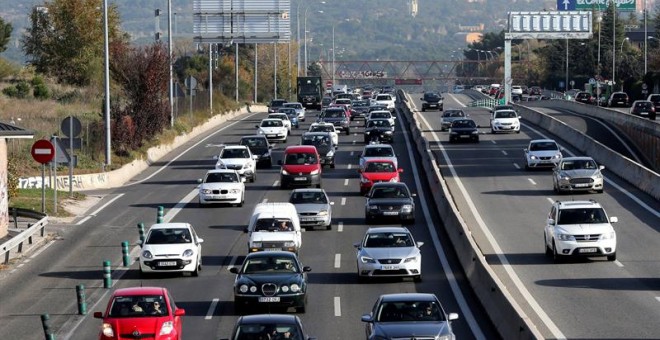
[440,109,466,131]
[354,227,422,282]
[288,188,333,230]
[361,293,459,340]
[552,156,605,194]
[524,139,562,169]
[359,144,398,170]
[283,102,306,121]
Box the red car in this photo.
[358,159,402,195]
[94,286,185,340]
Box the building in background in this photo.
[0,122,34,238]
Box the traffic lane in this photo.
[417,102,660,338]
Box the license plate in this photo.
[158,261,177,266]
[294,177,307,181]
[382,265,400,270]
[579,248,597,253]
[212,195,226,199]
[574,183,590,188]
[429,104,437,107]
[301,217,316,221]
[258,297,281,303]
[264,248,282,251]
[460,135,470,138]
[267,135,276,138]
[382,211,399,216]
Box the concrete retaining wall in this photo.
[17,105,265,191]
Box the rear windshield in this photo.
[284,152,318,165]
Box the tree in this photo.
[0,17,12,53]
[21,0,126,86]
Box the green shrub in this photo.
[2,85,18,97]
[31,75,46,86]
[15,81,30,98]
[33,83,50,99]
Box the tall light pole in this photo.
[103,0,111,166]
[597,14,602,76]
[612,5,616,89]
[296,0,303,76]
[644,0,648,75]
[565,39,569,92]
[168,0,173,127]
[618,37,629,91]
[332,25,335,85]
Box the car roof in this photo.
[364,159,395,164]
[366,226,410,234]
[224,145,249,150]
[379,293,438,302]
[241,135,268,140]
[372,182,408,189]
[364,144,393,149]
[244,250,298,259]
[303,131,331,136]
[206,169,239,174]
[554,200,603,209]
[111,286,167,296]
[291,188,326,193]
[561,156,594,161]
[149,222,191,230]
[237,314,299,324]
[530,139,556,144]
[285,145,318,153]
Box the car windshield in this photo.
[284,103,302,109]
[277,108,296,115]
[451,120,475,128]
[242,255,299,274]
[108,294,169,317]
[241,138,266,148]
[495,111,517,118]
[271,100,287,107]
[146,228,192,244]
[370,112,390,119]
[365,232,413,247]
[560,159,597,170]
[376,301,445,322]
[353,101,369,107]
[324,110,344,118]
[205,172,239,183]
[234,323,302,340]
[261,120,283,127]
[635,102,652,109]
[365,162,395,173]
[376,95,390,100]
[310,125,334,133]
[284,152,317,165]
[529,141,558,151]
[367,120,391,128]
[557,208,607,224]
[364,147,394,157]
[370,186,408,199]
[443,111,465,118]
[290,191,328,204]
[269,114,287,121]
[222,148,250,158]
[254,218,294,232]
[302,135,330,147]
[425,93,440,100]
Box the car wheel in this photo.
[403,218,415,225]
[238,194,244,207]
[316,183,322,188]
[365,216,373,225]
[326,223,332,230]
[516,130,521,134]
[266,159,272,168]
[491,129,496,134]
[251,173,256,183]
[191,263,200,277]
[525,163,530,170]
[280,181,288,189]
[296,303,306,313]
[544,234,552,257]
[596,189,604,194]
[357,272,366,283]
[139,267,152,278]
[421,108,426,112]
[552,240,563,263]
[607,252,617,261]
[413,275,422,283]
[345,129,350,135]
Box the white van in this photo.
[245,203,302,254]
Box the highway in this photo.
[405,91,660,339]
[0,105,500,339]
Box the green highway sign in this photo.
[574,0,636,11]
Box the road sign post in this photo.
[31,140,55,213]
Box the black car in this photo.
[630,100,656,120]
[648,94,660,114]
[221,314,317,340]
[420,92,443,111]
[317,108,350,135]
[364,119,395,144]
[608,91,630,107]
[575,91,595,105]
[230,251,311,314]
[365,182,415,224]
[301,132,337,168]
[351,100,371,120]
[239,135,273,168]
[448,119,479,143]
[268,99,288,113]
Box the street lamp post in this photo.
[617,37,629,91]
[597,14,602,75]
[296,0,302,76]
[304,9,324,76]
[332,25,335,85]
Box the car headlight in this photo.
[216,162,226,169]
[553,153,562,159]
[326,150,335,157]
[244,162,252,169]
[251,242,262,248]
[310,169,320,175]
[389,177,399,182]
[290,284,301,293]
[318,210,328,216]
[182,249,194,257]
[257,129,265,135]
[239,284,250,293]
[101,323,114,337]
[249,286,257,292]
[401,204,413,212]
[557,233,576,241]
[229,189,241,194]
[280,285,289,293]
[530,155,538,160]
[141,250,153,259]
[368,205,378,210]
[449,131,457,135]
[404,256,418,263]
[284,241,296,247]
[360,255,376,263]
[281,169,289,175]
[471,130,478,134]
[159,321,174,335]
[384,131,392,134]
[201,188,213,194]
[601,232,616,240]
[594,172,603,179]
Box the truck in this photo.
[296,76,323,110]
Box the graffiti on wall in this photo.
[18,173,108,190]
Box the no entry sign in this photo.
[31,139,55,164]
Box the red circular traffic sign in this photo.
[31,139,55,164]
[325,80,333,88]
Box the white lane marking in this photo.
[546,197,555,204]
[347,164,352,170]
[337,222,343,232]
[163,190,199,222]
[528,178,537,185]
[334,297,341,317]
[341,197,346,205]
[205,298,220,320]
[334,254,341,268]
[124,113,260,187]
[273,181,279,187]
[344,179,349,186]
[524,124,660,218]
[352,140,356,145]
[656,297,660,303]
[350,151,354,156]
[501,150,508,156]
[614,260,624,267]
[227,256,239,270]
[513,163,521,169]
[490,140,496,144]
[76,194,126,225]
[262,198,268,203]
[399,100,487,340]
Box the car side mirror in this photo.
[229,267,239,274]
[411,193,417,197]
[330,201,335,205]
[302,266,312,272]
[197,178,202,184]
[197,238,204,244]
[252,155,259,160]
[398,168,403,173]
[523,148,528,153]
[599,165,605,170]
[448,312,459,321]
[361,314,374,323]
[93,312,103,319]
[547,218,555,225]
[174,309,186,316]
[255,125,260,128]
[243,227,248,233]
[420,98,424,100]
[417,241,424,248]
[212,155,219,160]
[357,169,362,173]
[137,239,143,246]
[610,216,618,223]
[353,242,361,249]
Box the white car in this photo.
[511,85,523,95]
[354,226,423,282]
[268,113,292,132]
[139,222,204,276]
[544,200,617,262]
[490,109,520,134]
[374,94,395,112]
[308,122,339,145]
[256,118,288,142]
[359,144,397,170]
[215,145,257,182]
[523,139,563,169]
[283,102,306,121]
[197,169,245,207]
[366,110,396,129]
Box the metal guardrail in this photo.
[2,208,48,265]
[468,98,499,108]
